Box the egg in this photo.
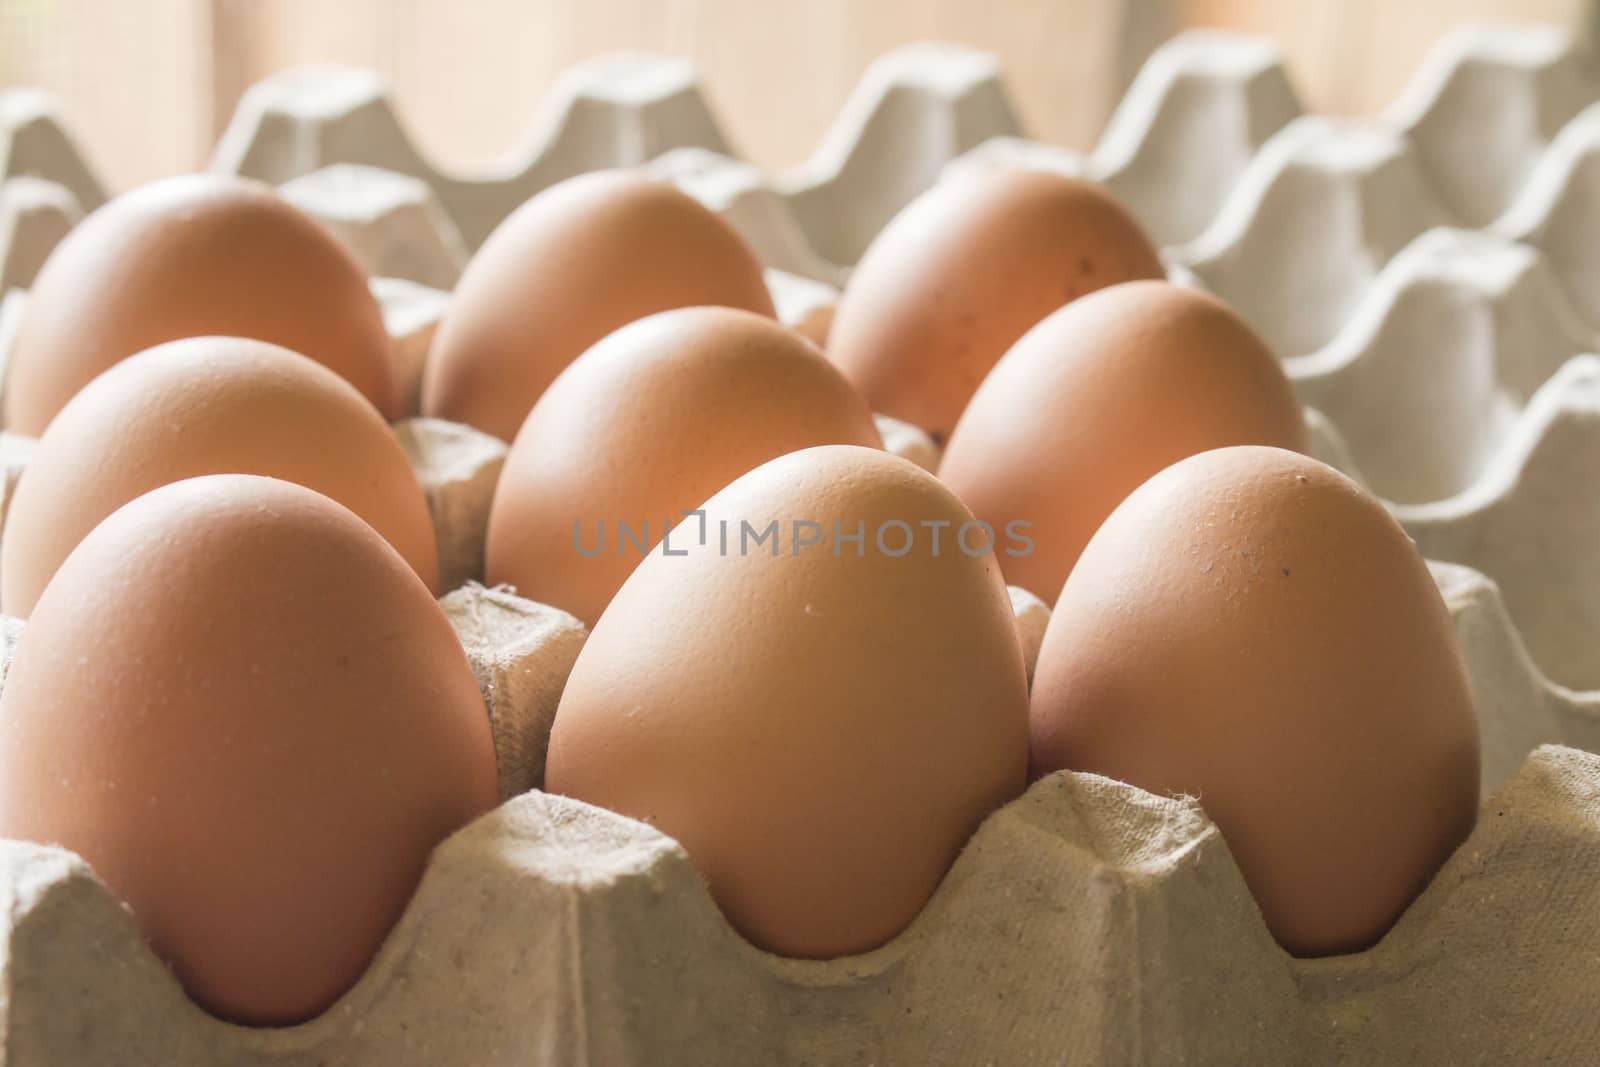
[546,445,1028,958]
[1,336,439,616]
[827,168,1164,444]
[939,281,1309,604]
[485,306,880,624]
[1029,446,1480,956]
[4,174,397,434]
[422,171,776,442]
[0,475,497,1024]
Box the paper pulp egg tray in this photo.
[2,22,1600,1065]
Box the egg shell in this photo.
[826,167,1164,444]
[939,281,1310,604]
[1029,446,1481,956]
[485,305,881,625]
[422,170,775,442]
[546,444,1029,958]
[2,174,398,434]
[0,475,498,1025]
[0,336,439,616]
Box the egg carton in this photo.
[0,565,1594,1065]
[0,22,1597,1065]
[7,20,1600,691]
[4,24,1595,288]
[4,23,1594,343]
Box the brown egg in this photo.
[0,475,497,1024]
[422,171,775,442]
[546,445,1028,958]
[827,168,1163,444]
[1,336,439,616]
[485,306,881,625]
[1030,447,1480,956]
[939,281,1309,604]
[4,174,397,434]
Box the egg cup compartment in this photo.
[0,178,78,298]
[0,90,102,300]
[1286,228,1596,503]
[393,417,507,591]
[1404,361,1600,695]
[439,584,587,798]
[372,275,451,417]
[279,165,468,292]
[0,570,1593,1064]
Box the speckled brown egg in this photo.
[0,475,497,1025]
[485,306,881,625]
[1,336,439,616]
[4,174,398,434]
[827,168,1164,444]
[1029,446,1480,956]
[422,171,775,442]
[939,281,1309,604]
[546,445,1029,958]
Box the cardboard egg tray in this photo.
[2,22,1600,1064]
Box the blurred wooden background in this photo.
[0,0,1592,191]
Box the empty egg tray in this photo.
[1,22,1600,1065]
